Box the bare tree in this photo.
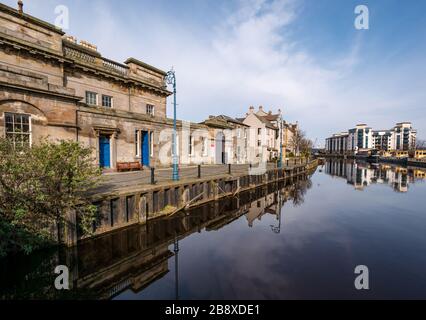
[416,139,426,149]
[291,128,313,157]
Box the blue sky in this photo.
[3,0,425,145]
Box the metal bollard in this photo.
[151,167,155,185]
[198,165,201,179]
[228,164,232,175]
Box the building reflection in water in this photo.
[324,159,426,193]
[0,174,314,300]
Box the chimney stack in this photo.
[79,40,98,52]
[18,0,23,14]
[259,106,263,111]
[249,106,255,114]
[64,35,78,44]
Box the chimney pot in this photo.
[18,0,23,14]
[79,40,98,51]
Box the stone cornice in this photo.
[125,57,167,76]
[77,104,208,129]
[0,80,83,102]
[67,61,172,97]
[0,3,65,35]
[0,35,173,97]
[62,39,102,58]
[63,43,172,97]
[0,33,66,62]
[0,16,172,98]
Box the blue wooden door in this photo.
[99,135,111,168]
[141,131,150,167]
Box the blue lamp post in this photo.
[278,110,283,168]
[165,70,179,181]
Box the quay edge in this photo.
[63,159,319,246]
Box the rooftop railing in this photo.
[64,45,129,77]
[63,43,168,89]
[102,57,128,76]
[64,46,96,64]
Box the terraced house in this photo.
[0,2,217,170]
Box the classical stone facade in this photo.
[0,3,218,170]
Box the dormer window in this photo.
[146,104,155,116]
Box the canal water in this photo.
[1,160,426,300]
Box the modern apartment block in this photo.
[392,122,417,151]
[347,124,373,152]
[325,132,349,155]
[326,122,417,155]
[372,130,393,151]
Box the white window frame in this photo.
[135,130,141,157]
[102,95,113,108]
[4,112,32,148]
[146,104,155,116]
[86,91,98,106]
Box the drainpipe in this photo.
[128,87,131,112]
[75,109,79,142]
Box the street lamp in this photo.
[174,234,180,300]
[278,110,283,168]
[270,190,283,234]
[165,70,179,181]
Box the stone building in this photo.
[239,106,278,164]
[283,121,299,156]
[0,2,212,170]
[201,115,249,164]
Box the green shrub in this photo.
[0,138,101,256]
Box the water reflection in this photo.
[325,159,426,192]
[0,174,313,300]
